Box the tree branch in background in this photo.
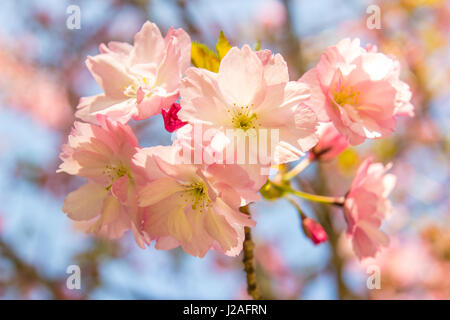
[0,239,67,299]
[298,166,360,299]
[281,0,305,77]
[176,0,200,38]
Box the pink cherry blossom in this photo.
[76,21,191,124]
[178,45,319,166]
[133,145,258,257]
[302,217,328,245]
[344,157,397,260]
[58,115,149,248]
[162,103,187,132]
[300,38,413,145]
[309,123,349,161]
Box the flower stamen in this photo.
[182,181,211,212]
[333,86,360,106]
[228,104,259,131]
[103,163,129,190]
[123,77,152,98]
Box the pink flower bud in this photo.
[302,218,328,245]
[162,103,187,132]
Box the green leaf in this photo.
[216,31,232,61]
[191,42,220,72]
[254,39,261,51]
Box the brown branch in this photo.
[176,0,200,38]
[0,239,66,299]
[281,0,305,77]
[239,205,260,300]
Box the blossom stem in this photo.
[287,197,306,219]
[289,188,345,206]
[283,157,311,181]
[239,205,260,300]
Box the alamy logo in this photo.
[66,5,81,30]
[366,265,381,290]
[66,265,81,290]
[366,5,381,30]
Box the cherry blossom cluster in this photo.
[58,21,413,260]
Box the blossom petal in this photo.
[86,55,133,99]
[138,178,183,207]
[218,45,264,106]
[76,94,136,125]
[168,206,192,243]
[111,175,130,204]
[204,211,238,253]
[130,21,165,65]
[62,183,107,221]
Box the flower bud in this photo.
[302,218,328,245]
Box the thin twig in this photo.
[239,205,260,300]
[283,157,311,181]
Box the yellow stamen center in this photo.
[228,104,259,131]
[333,86,360,106]
[103,163,129,190]
[180,181,211,212]
[123,77,151,98]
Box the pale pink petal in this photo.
[133,146,180,181]
[335,38,364,65]
[204,210,238,253]
[75,94,136,125]
[99,41,133,59]
[298,69,329,121]
[138,178,183,207]
[218,45,264,106]
[62,183,108,221]
[182,211,214,257]
[144,193,185,238]
[134,94,163,120]
[353,221,389,259]
[131,222,150,249]
[154,155,198,182]
[260,53,289,86]
[293,105,319,152]
[86,55,133,99]
[130,21,165,65]
[165,27,191,72]
[155,236,180,250]
[179,68,229,125]
[111,175,130,204]
[168,206,193,243]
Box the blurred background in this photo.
[0,0,449,299]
